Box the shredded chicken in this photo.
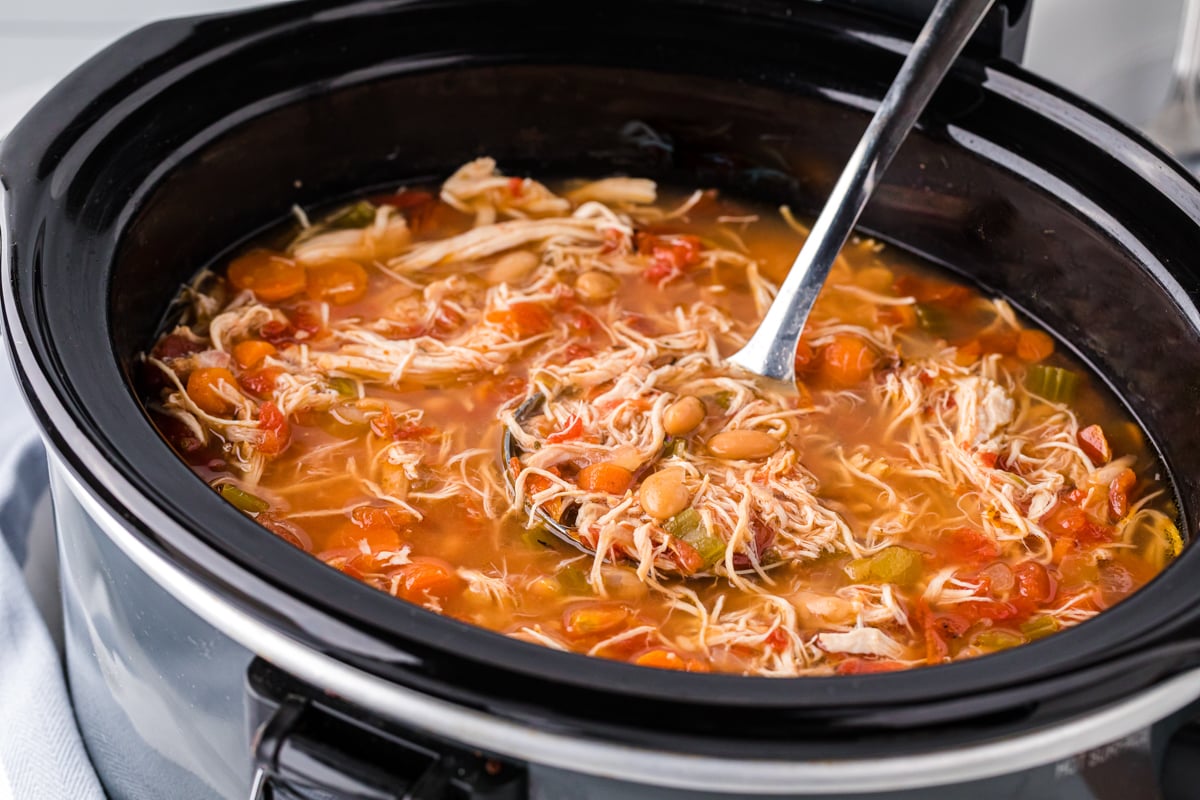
[142,157,1179,677]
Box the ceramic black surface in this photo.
[5,0,1200,764]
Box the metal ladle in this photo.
[506,0,997,552]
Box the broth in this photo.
[142,159,1180,676]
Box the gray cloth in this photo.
[0,343,104,799]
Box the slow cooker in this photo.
[5,1,1200,798]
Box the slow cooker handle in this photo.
[247,659,526,799]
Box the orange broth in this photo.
[143,163,1180,676]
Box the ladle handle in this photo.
[728,0,996,382]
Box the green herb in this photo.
[1025,365,1080,404]
[662,438,683,458]
[328,200,377,229]
[218,484,269,514]
[1020,616,1060,640]
[712,391,735,410]
[975,629,1025,650]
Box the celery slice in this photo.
[218,484,269,514]
[1025,365,1080,403]
[1020,616,1060,640]
[975,629,1025,650]
[666,508,725,569]
[664,508,702,539]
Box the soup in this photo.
[141,158,1180,676]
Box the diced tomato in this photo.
[764,628,790,652]
[564,307,597,334]
[240,366,284,397]
[562,343,594,363]
[370,407,434,441]
[636,232,702,285]
[152,333,205,360]
[478,375,527,405]
[938,527,1000,567]
[1012,560,1055,609]
[546,416,584,444]
[669,537,706,575]
[1041,500,1111,543]
[487,302,553,338]
[257,401,291,456]
[1109,468,1136,521]
[290,305,325,338]
[1077,424,1112,465]
[259,319,293,343]
[836,658,907,675]
[257,514,311,551]
[955,599,1020,626]
[508,176,525,197]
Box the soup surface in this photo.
[143,159,1180,676]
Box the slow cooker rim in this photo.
[4,0,1200,742]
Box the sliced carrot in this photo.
[306,259,369,305]
[1015,329,1055,363]
[977,329,1018,355]
[327,520,402,552]
[634,649,710,672]
[227,249,307,302]
[954,339,982,367]
[187,367,238,415]
[486,302,553,338]
[577,462,634,494]
[563,603,629,639]
[817,334,877,388]
[394,557,458,600]
[233,339,277,369]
